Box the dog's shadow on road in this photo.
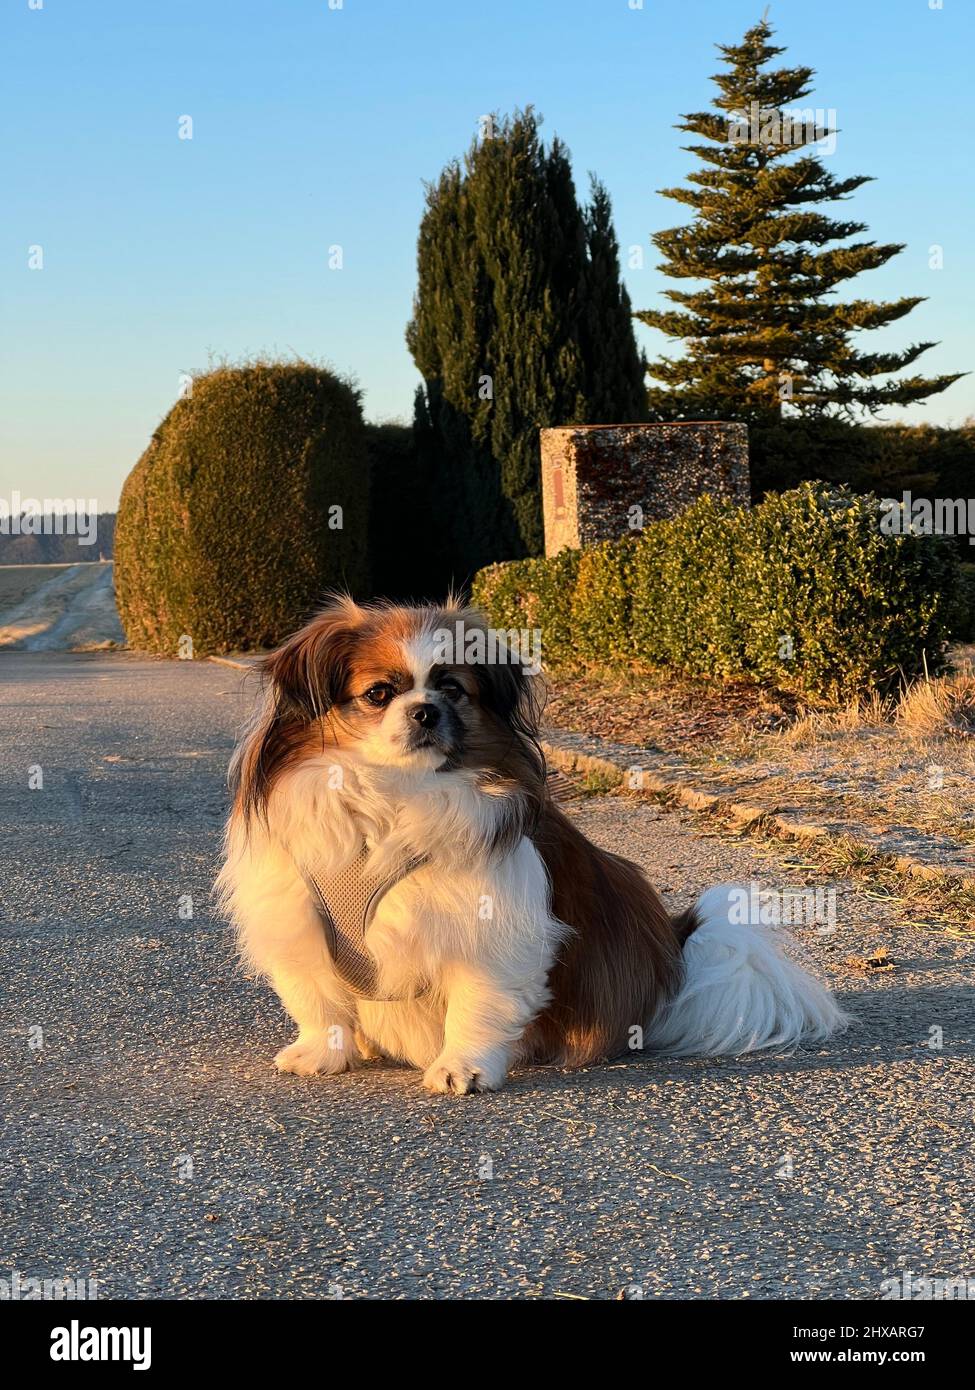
[493,982,973,1092]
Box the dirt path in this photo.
[0,562,124,650]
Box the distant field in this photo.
[0,563,79,613]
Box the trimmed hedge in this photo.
[115,363,368,655]
[472,483,961,699]
[951,564,975,642]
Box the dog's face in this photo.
[324,618,481,771]
[237,598,543,820]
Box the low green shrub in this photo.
[471,483,961,698]
[950,564,975,643]
[474,547,581,660]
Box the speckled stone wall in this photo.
[540,422,750,555]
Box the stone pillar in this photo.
[540,422,750,556]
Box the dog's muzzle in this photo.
[403,698,463,760]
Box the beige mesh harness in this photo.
[304,846,429,1001]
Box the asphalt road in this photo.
[1,652,972,1300]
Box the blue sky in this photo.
[3,0,972,510]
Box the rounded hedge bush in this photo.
[115,362,369,654]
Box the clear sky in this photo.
[3,0,972,511]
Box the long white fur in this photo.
[217,626,569,1092]
[645,884,849,1056]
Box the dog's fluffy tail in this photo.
[645,884,849,1056]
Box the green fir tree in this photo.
[637,19,963,424]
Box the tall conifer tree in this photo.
[637,20,962,423]
[407,109,645,570]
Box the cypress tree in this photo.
[580,178,647,422]
[637,19,964,424]
[407,109,645,572]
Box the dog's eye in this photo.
[437,677,464,701]
[362,683,395,708]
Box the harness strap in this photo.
[304,846,428,1001]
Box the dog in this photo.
[217,596,847,1094]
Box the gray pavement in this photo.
[0,652,972,1300]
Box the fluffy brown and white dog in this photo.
[218,596,846,1095]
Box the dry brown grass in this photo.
[773,666,975,747]
[894,669,975,738]
[547,654,975,880]
[778,691,893,746]
[0,563,75,613]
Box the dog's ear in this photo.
[475,656,541,735]
[262,596,365,722]
[459,611,547,836]
[454,608,543,736]
[232,599,365,826]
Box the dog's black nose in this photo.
[409,702,441,728]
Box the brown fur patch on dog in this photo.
[523,801,685,1066]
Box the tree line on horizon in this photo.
[0,514,115,566]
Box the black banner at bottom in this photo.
[4,1296,969,1374]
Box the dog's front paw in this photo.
[422,1053,506,1096]
[274,1029,354,1077]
